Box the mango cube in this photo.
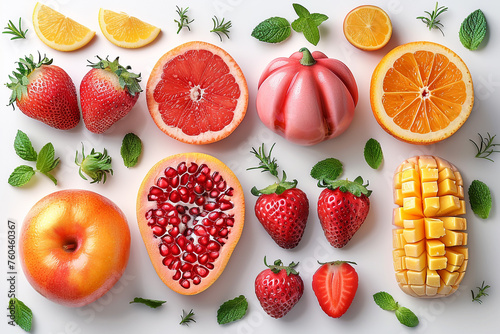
[427,254,447,270]
[426,240,445,256]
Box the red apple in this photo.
[19,189,131,307]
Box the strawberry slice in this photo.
[312,261,358,318]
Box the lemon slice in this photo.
[32,2,95,52]
[98,9,160,48]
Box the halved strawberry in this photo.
[312,261,358,318]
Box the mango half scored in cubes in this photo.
[392,156,467,298]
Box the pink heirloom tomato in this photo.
[256,48,358,146]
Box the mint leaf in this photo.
[10,297,33,332]
[291,3,328,46]
[217,295,248,324]
[129,297,166,309]
[373,291,398,310]
[468,180,492,219]
[310,158,343,182]
[395,307,419,327]
[459,9,487,50]
[364,138,383,169]
[292,3,310,17]
[251,17,291,43]
[36,143,58,173]
[14,130,37,161]
[121,133,142,168]
[8,165,35,187]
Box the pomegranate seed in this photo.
[169,191,180,203]
[147,218,156,226]
[179,187,188,196]
[195,197,206,206]
[207,241,220,252]
[180,173,189,185]
[174,205,184,214]
[193,225,207,236]
[172,260,181,270]
[226,217,235,226]
[205,179,214,190]
[169,176,180,187]
[180,194,189,203]
[208,251,219,260]
[198,254,209,265]
[186,243,194,253]
[186,229,193,236]
[196,173,207,183]
[165,167,178,178]
[177,236,187,249]
[150,186,163,196]
[161,203,175,212]
[208,227,217,236]
[152,226,165,237]
[220,201,234,211]
[162,235,174,244]
[226,187,234,196]
[170,217,181,226]
[212,172,221,183]
[170,244,181,256]
[215,218,224,226]
[189,193,196,204]
[180,279,190,289]
[204,202,219,211]
[188,163,198,173]
[206,263,215,270]
[181,262,193,272]
[182,271,193,279]
[194,185,204,194]
[157,217,167,226]
[200,164,210,174]
[202,218,211,226]
[177,162,187,174]
[198,236,209,246]
[145,210,154,219]
[219,228,228,237]
[189,207,200,216]
[194,244,205,254]
[209,189,220,198]
[196,266,209,277]
[155,209,165,217]
[172,270,181,281]
[162,256,174,267]
[193,276,201,285]
[217,237,227,244]
[208,211,220,221]
[184,253,197,263]
[159,244,169,256]
[157,177,169,189]
[148,194,158,201]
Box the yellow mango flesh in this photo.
[393,156,467,298]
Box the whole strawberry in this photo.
[255,257,304,319]
[7,54,80,130]
[312,260,358,318]
[80,56,142,134]
[311,158,371,248]
[248,143,309,249]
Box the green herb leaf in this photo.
[8,165,35,187]
[291,3,328,46]
[459,9,487,50]
[310,158,343,182]
[395,307,419,327]
[174,6,194,34]
[14,130,37,161]
[416,2,448,35]
[211,16,231,41]
[471,281,490,304]
[217,295,248,324]
[364,138,383,169]
[373,291,398,311]
[180,309,196,326]
[75,144,113,184]
[121,133,142,168]
[9,297,32,332]
[36,143,59,173]
[470,132,500,162]
[251,17,291,43]
[3,18,28,40]
[468,180,492,219]
[129,297,166,309]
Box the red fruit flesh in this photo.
[312,261,358,318]
[255,268,304,318]
[17,65,80,130]
[254,188,309,249]
[137,153,244,295]
[317,188,370,248]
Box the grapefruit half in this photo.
[146,41,248,144]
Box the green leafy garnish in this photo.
[471,281,490,304]
[9,130,59,187]
[129,297,166,309]
[87,56,142,96]
[310,158,343,183]
[217,295,248,325]
[459,9,487,50]
[121,133,142,168]
[373,292,419,327]
[251,17,291,43]
[174,6,194,34]
[470,132,500,162]
[364,138,383,169]
[3,18,28,40]
[75,144,113,184]
[248,143,297,196]
[416,2,448,35]
[211,16,231,41]
[468,180,492,219]
[263,256,299,275]
[251,3,327,45]
[9,297,33,332]
[180,309,196,326]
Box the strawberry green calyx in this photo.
[318,260,357,266]
[75,143,113,184]
[248,143,298,196]
[264,257,299,275]
[321,177,372,197]
[87,56,142,96]
[6,53,53,107]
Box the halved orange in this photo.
[98,8,160,48]
[343,5,392,51]
[370,41,474,144]
[146,41,248,145]
[32,2,95,52]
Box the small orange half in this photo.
[343,5,392,51]
[370,41,474,144]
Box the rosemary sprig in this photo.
[3,18,28,40]
[471,281,490,304]
[470,132,500,162]
[174,6,194,34]
[211,16,231,41]
[416,2,448,35]
[179,309,196,326]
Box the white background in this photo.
[1,0,499,333]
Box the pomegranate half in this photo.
[136,153,245,295]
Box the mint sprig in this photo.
[129,297,166,309]
[217,295,248,324]
[459,9,487,50]
[251,3,328,45]
[373,291,419,327]
[9,297,33,332]
[364,138,383,169]
[121,133,142,168]
[468,180,492,219]
[9,130,59,187]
